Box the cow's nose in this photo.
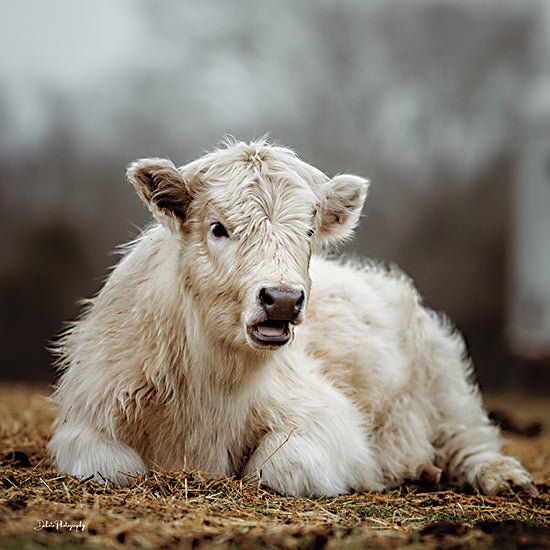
[259,286,305,322]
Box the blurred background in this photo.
[1,0,550,391]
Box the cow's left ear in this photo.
[127,158,191,227]
[316,174,369,243]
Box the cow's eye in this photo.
[210,222,230,239]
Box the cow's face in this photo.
[127,141,368,353]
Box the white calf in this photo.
[50,139,535,496]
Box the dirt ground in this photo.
[0,383,549,549]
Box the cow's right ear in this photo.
[127,158,191,226]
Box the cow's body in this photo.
[50,140,535,496]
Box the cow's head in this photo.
[127,140,368,353]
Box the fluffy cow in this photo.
[50,139,536,497]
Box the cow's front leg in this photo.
[244,372,382,496]
[244,428,380,496]
[49,421,147,486]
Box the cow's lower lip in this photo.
[248,321,291,346]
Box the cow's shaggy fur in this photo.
[50,139,535,496]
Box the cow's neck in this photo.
[185,320,272,395]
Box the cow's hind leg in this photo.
[418,311,536,495]
[435,420,537,496]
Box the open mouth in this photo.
[247,321,291,347]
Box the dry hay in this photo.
[1,383,549,549]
